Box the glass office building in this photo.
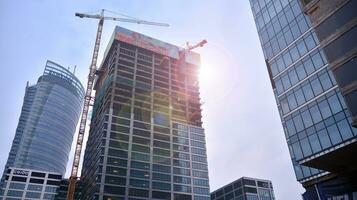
[301,0,357,128]
[210,177,275,200]
[80,26,210,200]
[249,0,357,199]
[1,167,62,199]
[0,60,84,199]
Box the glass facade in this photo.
[0,60,84,198]
[210,177,275,200]
[249,0,357,189]
[301,0,357,127]
[80,26,210,200]
[1,167,62,199]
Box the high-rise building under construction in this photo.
[80,26,210,200]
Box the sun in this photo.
[199,60,214,83]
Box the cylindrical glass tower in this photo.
[4,60,84,175]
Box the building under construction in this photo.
[80,26,210,200]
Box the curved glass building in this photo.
[3,60,84,175]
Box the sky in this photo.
[0,0,304,199]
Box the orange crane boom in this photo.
[67,9,168,200]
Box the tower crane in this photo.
[67,9,169,200]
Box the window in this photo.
[288,69,299,85]
[283,51,292,66]
[317,129,332,149]
[193,178,209,187]
[152,182,171,191]
[327,95,342,114]
[319,73,333,91]
[153,172,171,182]
[296,63,307,80]
[153,164,171,173]
[130,179,149,188]
[290,46,300,62]
[286,119,296,136]
[105,175,126,185]
[174,176,191,184]
[310,78,323,95]
[303,59,315,75]
[6,190,23,197]
[132,136,150,146]
[275,79,284,94]
[287,93,297,110]
[318,100,332,119]
[297,39,307,56]
[174,184,191,193]
[282,74,291,90]
[337,120,353,140]
[27,184,42,191]
[131,152,150,162]
[293,115,305,132]
[104,185,125,195]
[295,88,305,106]
[304,33,316,51]
[106,166,126,176]
[308,134,322,153]
[193,187,209,195]
[173,167,191,176]
[302,83,314,101]
[192,162,208,171]
[107,157,127,167]
[129,188,149,197]
[192,170,208,178]
[301,110,313,128]
[9,183,25,190]
[132,144,150,154]
[292,142,303,160]
[130,170,149,179]
[300,138,312,156]
[309,104,322,123]
[131,161,150,170]
[327,125,342,145]
[26,192,41,198]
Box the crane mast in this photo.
[66,10,104,200]
[67,9,168,200]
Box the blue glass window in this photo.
[310,104,322,123]
[318,100,332,119]
[311,78,323,95]
[327,125,342,145]
[319,73,333,91]
[304,34,316,50]
[301,110,313,128]
[300,138,312,156]
[327,95,342,114]
[295,88,305,106]
[337,119,353,140]
[308,134,322,153]
[292,142,303,160]
[303,59,315,75]
[317,129,332,149]
[296,62,307,80]
[287,93,297,110]
[288,69,299,85]
[286,119,296,136]
[293,115,305,132]
[302,83,314,100]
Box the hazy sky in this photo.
[0,0,304,199]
